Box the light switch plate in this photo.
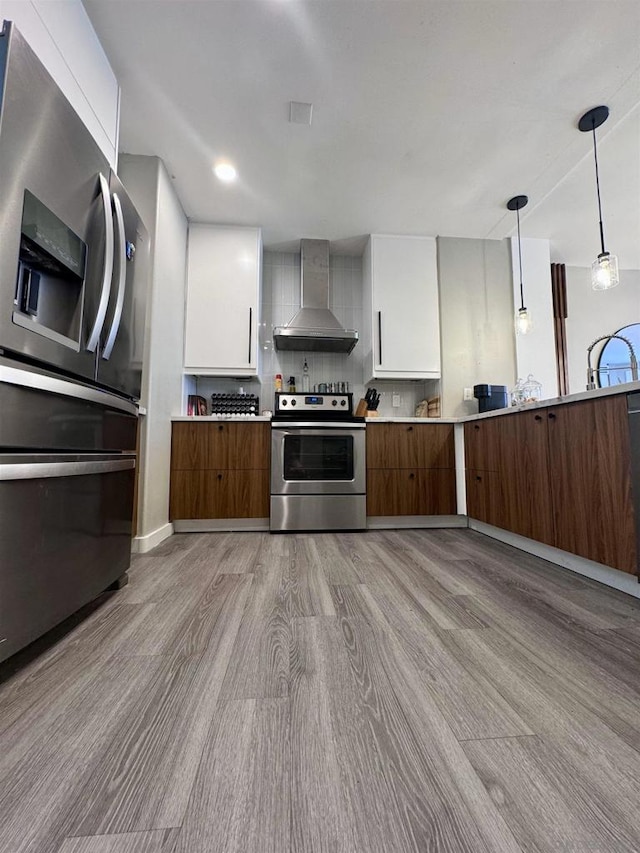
[463,387,473,401]
[392,393,401,407]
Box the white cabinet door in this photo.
[184,225,261,376]
[364,235,440,380]
[1,1,120,166]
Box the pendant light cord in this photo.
[592,123,606,255]
[516,206,525,310]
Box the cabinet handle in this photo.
[474,424,480,430]
[218,424,224,431]
[407,426,413,432]
[217,473,223,480]
[378,311,383,366]
[535,414,542,421]
[476,475,482,481]
[409,472,415,479]
[548,412,556,420]
[248,307,253,364]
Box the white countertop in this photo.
[365,416,458,423]
[171,383,640,425]
[172,415,272,422]
[462,380,640,421]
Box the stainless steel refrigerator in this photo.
[0,21,149,663]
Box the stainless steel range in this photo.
[270,392,366,531]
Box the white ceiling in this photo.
[84,0,640,267]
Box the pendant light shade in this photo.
[578,105,619,291]
[507,194,532,335]
[591,252,619,291]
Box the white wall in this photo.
[438,237,517,417]
[510,236,558,400]
[118,155,188,551]
[0,0,119,164]
[565,267,640,394]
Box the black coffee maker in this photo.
[473,384,508,413]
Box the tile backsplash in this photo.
[188,251,439,417]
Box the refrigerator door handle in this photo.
[0,455,135,481]
[0,362,138,415]
[86,173,115,353]
[102,192,127,360]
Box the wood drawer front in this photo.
[171,422,270,470]
[367,469,456,516]
[464,419,505,473]
[171,422,209,470]
[208,422,270,470]
[367,423,454,469]
[170,469,269,519]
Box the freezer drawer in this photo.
[0,453,135,663]
[0,360,137,451]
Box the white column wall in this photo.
[118,155,188,552]
[438,236,517,417]
[510,236,558,400]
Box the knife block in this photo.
[355,399,369,417]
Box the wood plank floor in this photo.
[1,528,640,852]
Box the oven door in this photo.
[270,423,366,495]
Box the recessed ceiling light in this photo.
[214,162,237,182]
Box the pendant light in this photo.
[507,194,531,335]
[578,105,619,290]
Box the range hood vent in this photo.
[273,239,359,354]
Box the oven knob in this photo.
[340,399,346,406]
[291,399,297,406]
[281,399,287,406]
[332,399,337,406]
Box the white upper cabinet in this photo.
[0,1,120,166]
[184,225,262,376]
[362,235,441,381]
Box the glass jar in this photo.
[521,374,542,403]
[511,375,542,405]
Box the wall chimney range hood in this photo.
[273,239,359,354]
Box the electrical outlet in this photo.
[463,387,473,401]
[392,393,401,408]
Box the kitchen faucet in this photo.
[586,333,638,389]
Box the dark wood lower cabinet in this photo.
[464,395,637,575]
[170,422,270,520]
[367,469,456,516]
[465,469,504,529]
[548,397,636,574]
[366,423,457,518]
[170,470,269,520]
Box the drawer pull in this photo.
[548,412,557,420]
[535,414,542,421]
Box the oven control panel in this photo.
[275,392,352,415]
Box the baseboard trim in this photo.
[131,523,174,554]
[173,518,270,533]
[367,515,468,530]
[469,519,640,599]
